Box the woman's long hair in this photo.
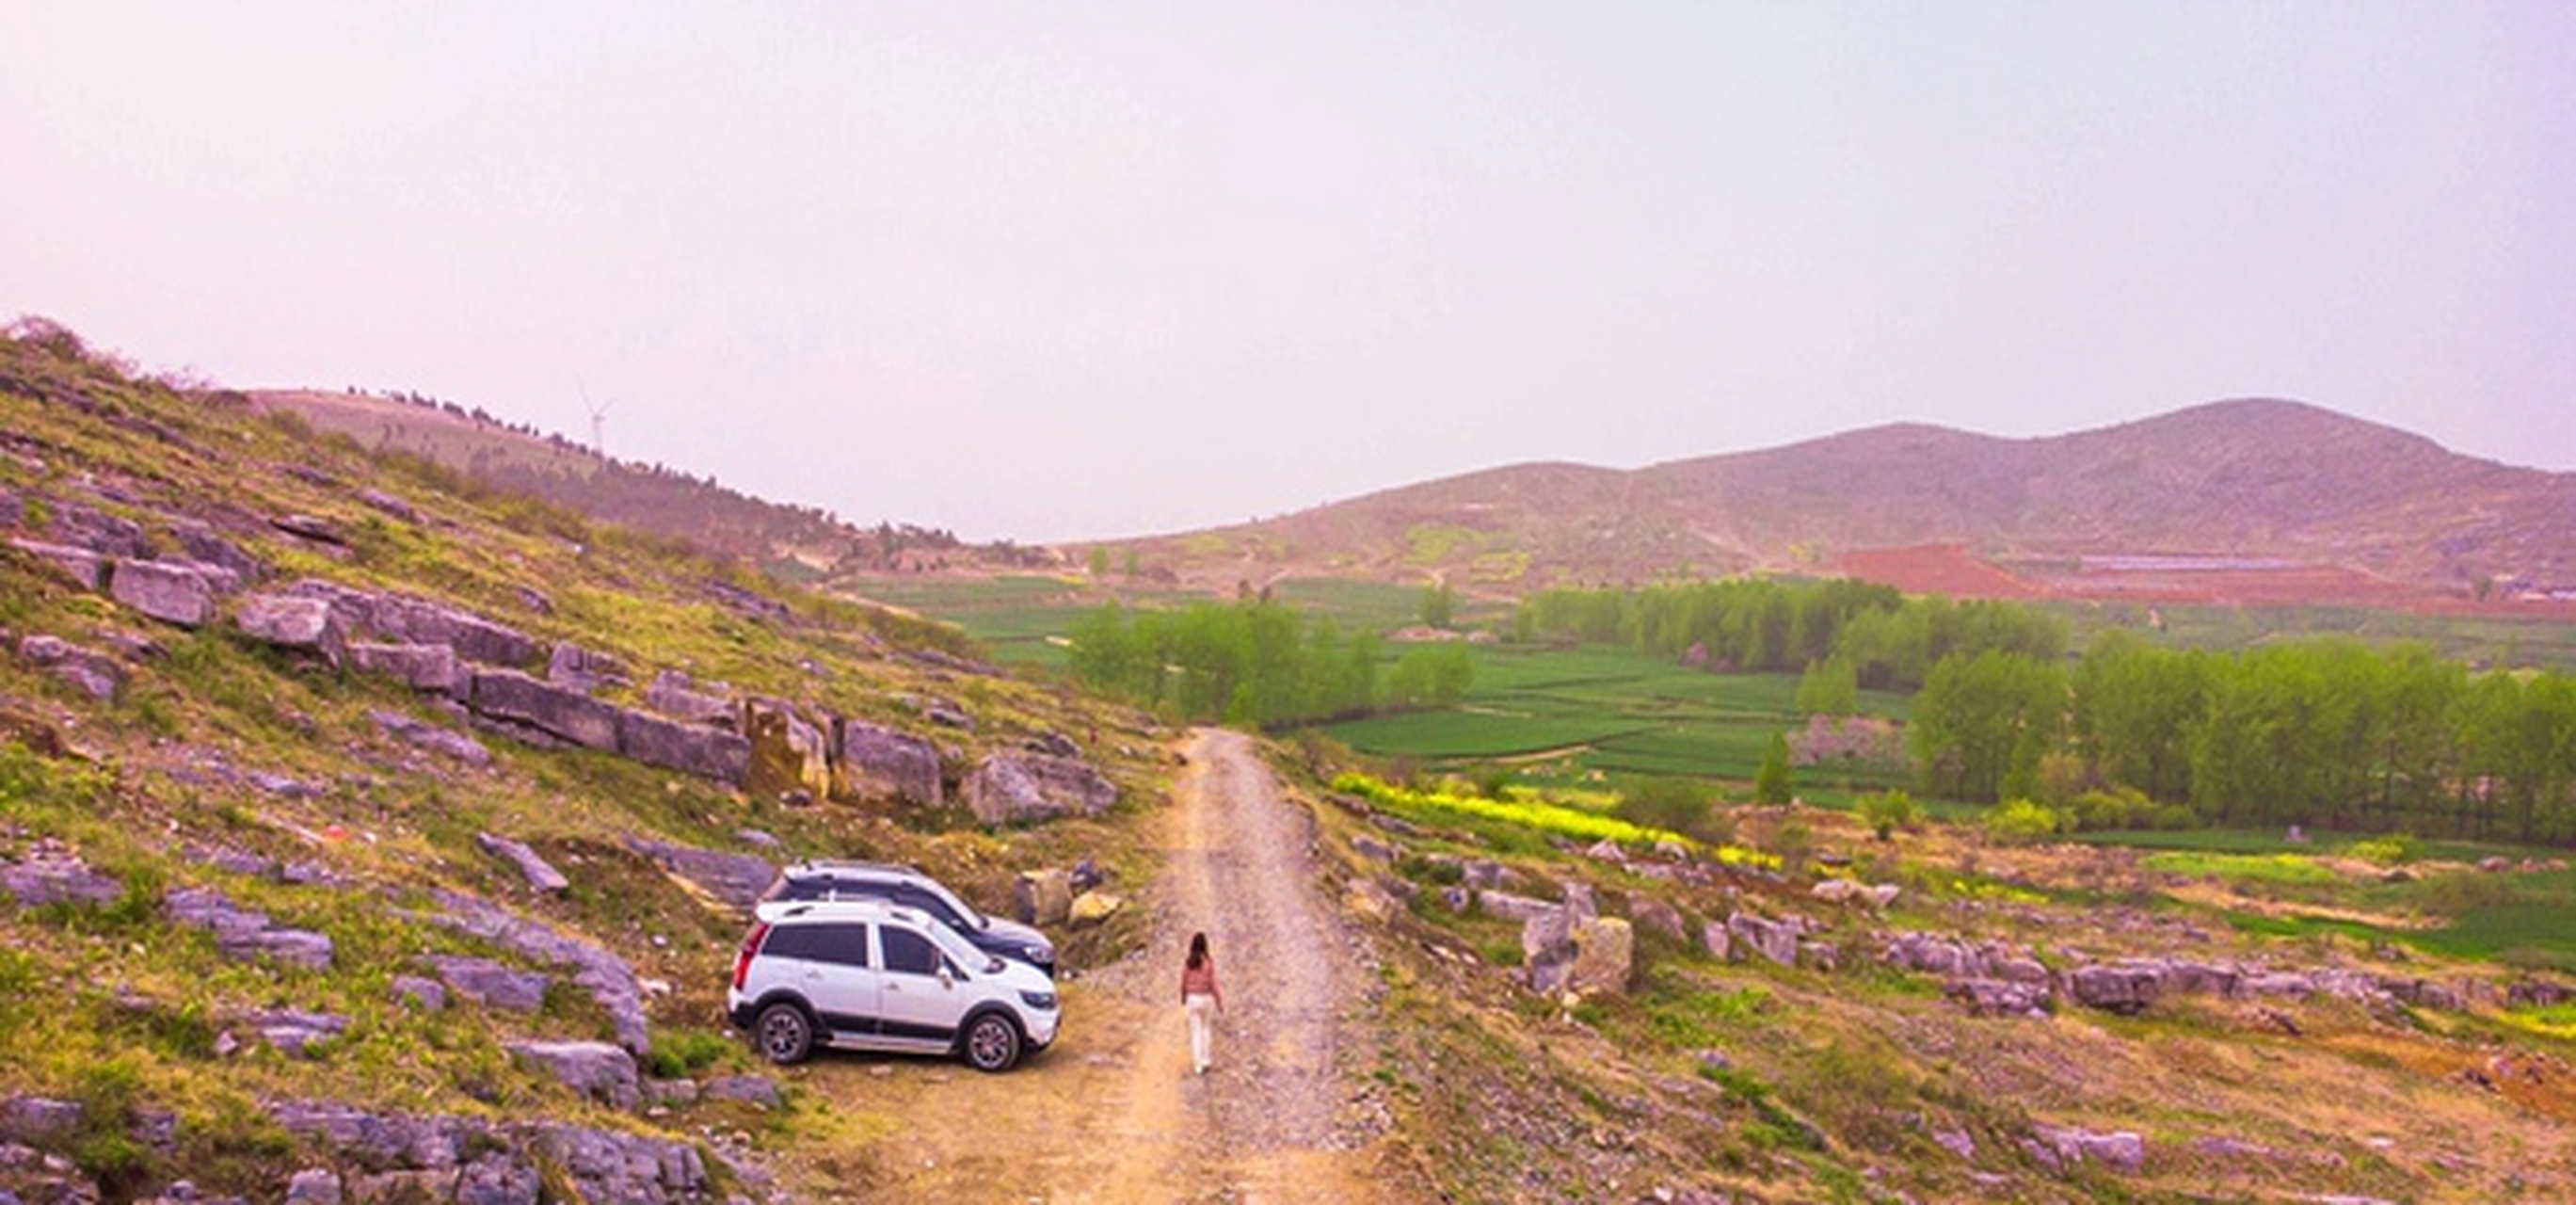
[1187,931,1209,970]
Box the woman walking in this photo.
[1181,931,1224,1075]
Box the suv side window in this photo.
[880,924,942,977]
[760,922,870,968]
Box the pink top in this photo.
[1181,957,1222,1004]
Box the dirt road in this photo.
[787,729,1383,1203]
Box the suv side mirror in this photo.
[937,960,958,988]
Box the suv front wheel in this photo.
[962,1011,1022,1073]
[756,1002,815,1066]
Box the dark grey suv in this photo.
[756,860,1057,978]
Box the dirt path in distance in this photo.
[786,728,1384,1203]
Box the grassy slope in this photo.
[0,336,1167,1198]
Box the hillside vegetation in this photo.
[0,322,1165,1202]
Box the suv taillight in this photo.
[732,922,770,992]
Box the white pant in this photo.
[1185,993,1218,1072]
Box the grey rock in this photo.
[282,1168,341,1204]
[163,887,333,971]
[355,489,419,523]
[16,635,125,700]
[1799,940,1839,972]
[2031,1125,2145,1174]
[1946,977,2052,1017]
[109,559,214,626]
[234,594,348,666]
[476,832,570,893]
[242,1008,348,1057]
[1,846,121,908]
[964,753,1116,826]
[1477,891,1560,924]
[153,556,242,596]
[424,956,550,1012]
[925,700,975,730]
[471,670,619,750]
[1352,834,1400,864]
[699,1075,780,1109]
[390,975,448,1012]
[1016,868,1074,926]
[369,709,490,766]
[8,538,104,590]
[622,837,775,911]
[832,719,942,807]
[42,501,146,557]
[1724,912,1801,968]
[643,1079,700,1108]
[1461,860,1505,891]
[1069,858,1103,892]
[1627,896,1688,942]
[0,1097,82,1145]
[743,699,831,800]
[1700,920,1732,961]
[347,641,463,696]
[451,1154,536,1205]
[170,522,263,585]
[1934,1128,1976,1160]
[545,641,625,692]
[617,709,750,784]
[505,1041,640,1111]
[1026,730,1080,758]
[366,594,536,667]
[271,514,346,546]
[424,892,648,1054]
[643,670,734,726]
[2065,962,2168,1015]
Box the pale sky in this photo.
[6,3,2572,542]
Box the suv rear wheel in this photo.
[962,1011,1021,1073]
[756,1002,815,1066]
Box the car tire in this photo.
[755,1002,815,1066]
[962,1011,1022,1073]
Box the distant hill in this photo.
[1095,399,2576,610]
[248,389,1058,577]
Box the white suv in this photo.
[727,899,1060,1072]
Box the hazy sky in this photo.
[7,4,2572,542]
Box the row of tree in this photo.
[1910,631,2576,845]
[1514,578,2065,690]
[1066,601,1474,728]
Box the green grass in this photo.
[2138,850,2342,886]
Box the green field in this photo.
[2050,599,2576,669]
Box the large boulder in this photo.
[234,594,349,666]
[1,844,122,908]
[110,559,215,627]
[963,754,1116,826]
[1566,917,1635,996]
[832,719,943,807]
[744,699,832,800]
[347,641,464,696]
[1627,895,1687,943]
[644,669,735,726]
[171,521,264,584]
[547,641,627,692]
[504,1041,640,1112]
[42,500,147,557]
[617,710,750,784]
[1069,890,1125,927]
[424,956,549,1012]
[477,832,570,893]
[623,837,776,912]
[471,669,620,751]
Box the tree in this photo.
[1910,651,2068,803]
[1794,656,1860,717]
[1755,732,1795,804]
[1853,789,1922,841]
[1419,582,1457,629]
[1085,546,1111,578]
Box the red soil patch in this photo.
[1836,543,2576,621]
[1832,544,2055,600]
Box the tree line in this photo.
[1066,601,1474,728]
[1513,577,2065,690]
[1911,631,2576,845]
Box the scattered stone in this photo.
[163,886,333,971]
[832,719,942,807]
[270,515,346,547]
[40,500,147,557]
[1583,839,1626,863]
[2029,1125,2145,1174]
[699,1075,781,1109]
[355,489,419,523]
[505,1040,641,1111]
[643,1079,700,1109]
[736,828,780,850]
[1799,940,1840,972]
[106,559,214,626]
[546,640,627,692]
[1628,897,1688,942]
[424,892,648,1054]
[1069,858,1104,893]
[964,753,1116,826]
[744,699,832,800]
[1069,891,1125,927]
[1016,869,1074,926]
[623,837,776,912]
[1025,730,1080,759]
[477,832,570,893]
[424,956,550,1012]
[282,1168,341,1204]
[16,635,125,700]
[8,538,104,590]
[644,669,734,726]
[0,1098,82,1146]
[1,844,121,908]
[1934,1128,1976,1160]
[369,709,490,766]
[170,521,263,584]
[390,976,447,1012]
[241,1008,349,1058]
[1352,834,1400,864]
[1477,892,1560,924]
[1461,860,1505,891]
[1723,911,1802,968]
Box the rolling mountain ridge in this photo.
[1107,399,2576,606]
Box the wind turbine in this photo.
[579,379,616,459]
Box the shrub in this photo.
[2070,786,2154,832]
[1616,778,1717,843]
[2150,803,2200,831]
[1982,798,2061,846]
[1852,789,1922,841]
[2345,833,2421,865]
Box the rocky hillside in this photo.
[0,322,1161,1202]
[1097,399,2576,602]
[246,389,1060,580]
